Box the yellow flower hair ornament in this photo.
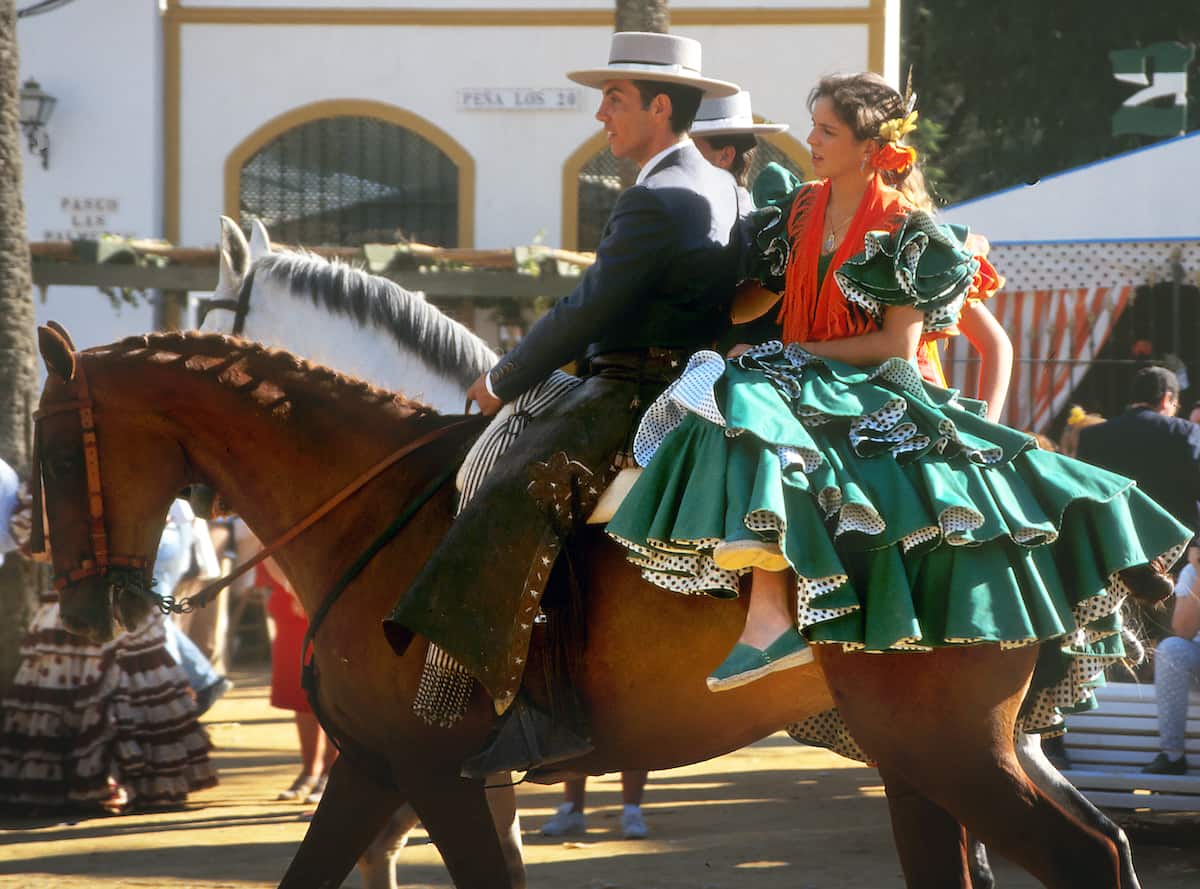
[873,110,919,174]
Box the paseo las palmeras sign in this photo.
[43,196,134,242]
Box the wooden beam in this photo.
[30,260,579,301]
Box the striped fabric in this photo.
[941,286,1132,433]
[455,369,583,513]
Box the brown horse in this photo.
[33,326,1135,888]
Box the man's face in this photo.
[694,136,734,171]
[596,80,662,162]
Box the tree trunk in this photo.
[616,0,669,33]
[0,0,40,692]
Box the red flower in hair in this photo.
[872,142,917,173]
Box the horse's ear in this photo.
[45,320,76,352]
[38,325,76,381]
[215,248,240,298]
[249,217,272,260]
[219,215,249,277]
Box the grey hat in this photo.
[567,32,739,98]
[691,90,788,136]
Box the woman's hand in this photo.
[726,343,752,359]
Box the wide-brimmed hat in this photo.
[567,32,739,98]
[691,90,788,136]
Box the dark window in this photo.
[239,116,459,247]
[574,139,808,250]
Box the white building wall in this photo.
[18,0,896,347]
[175,4,883,249]
[18,0,161,349]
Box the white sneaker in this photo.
[621,804,648,839]
[540,802,586,837]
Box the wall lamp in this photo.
[19,79,56,170]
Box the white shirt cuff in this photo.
[483,370,497,399]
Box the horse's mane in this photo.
[245,251,498,390]
[91,331,437,416]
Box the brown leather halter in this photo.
[32,348,473,611]
[31,356,153,590]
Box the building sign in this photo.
[44,196,134,241]
[1110,42,1194,137]
[457,87,583,111]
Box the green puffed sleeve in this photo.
[834,211,980,335]
[740,175,819,293]
[751,161,804,209]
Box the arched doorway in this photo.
[225,100,474,247]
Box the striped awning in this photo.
[941,286,1132,432]
[939,239,1200,433]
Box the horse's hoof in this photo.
[1117,564,1173,604]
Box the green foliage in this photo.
[901,0,1199,205]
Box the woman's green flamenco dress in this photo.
[605,212,1191,760]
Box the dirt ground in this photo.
[2,670,1198,889]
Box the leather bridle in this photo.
[195,265,252,336]
[31,347,473,612]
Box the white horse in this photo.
[200,217,520,889]
[201,217,497,414]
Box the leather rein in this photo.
[31,349,472,614]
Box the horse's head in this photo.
[34,324,192,641]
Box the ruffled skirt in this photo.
[0,598,217,812]
[606,343,1191,754]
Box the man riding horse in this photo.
[382,32,749,775]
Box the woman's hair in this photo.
[807,72,932,212]
[697,133,758,187]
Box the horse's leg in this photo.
[1015,732,1141,889]
[878,768,974,888]
[278,756,405,889]
[356,805,420,889]
[408,774,520,889]
[484,776,526,889]
[815,644,1123,889]
[354,776,524,889]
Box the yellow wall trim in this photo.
[173,5,878,28]
[223,99,476,248]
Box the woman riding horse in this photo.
[606,72,1189,886]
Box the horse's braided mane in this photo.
[91,331,437,415]
[249,250,498,390]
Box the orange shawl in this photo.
[777,174,911,345]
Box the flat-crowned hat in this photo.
[567,32,739,98]
[691,90,788,136]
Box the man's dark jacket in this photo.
[489,142,748,400]
[1077,407,1200,538]
[385,141,749,708]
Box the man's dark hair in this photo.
[1129,365,1179,405]
[632,79,703,134]
[699,133,759,186]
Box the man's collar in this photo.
[636,137,692,185]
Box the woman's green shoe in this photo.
[706,629,813,692]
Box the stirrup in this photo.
[460,695,593,779]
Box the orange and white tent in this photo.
[940,131,1200,432]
